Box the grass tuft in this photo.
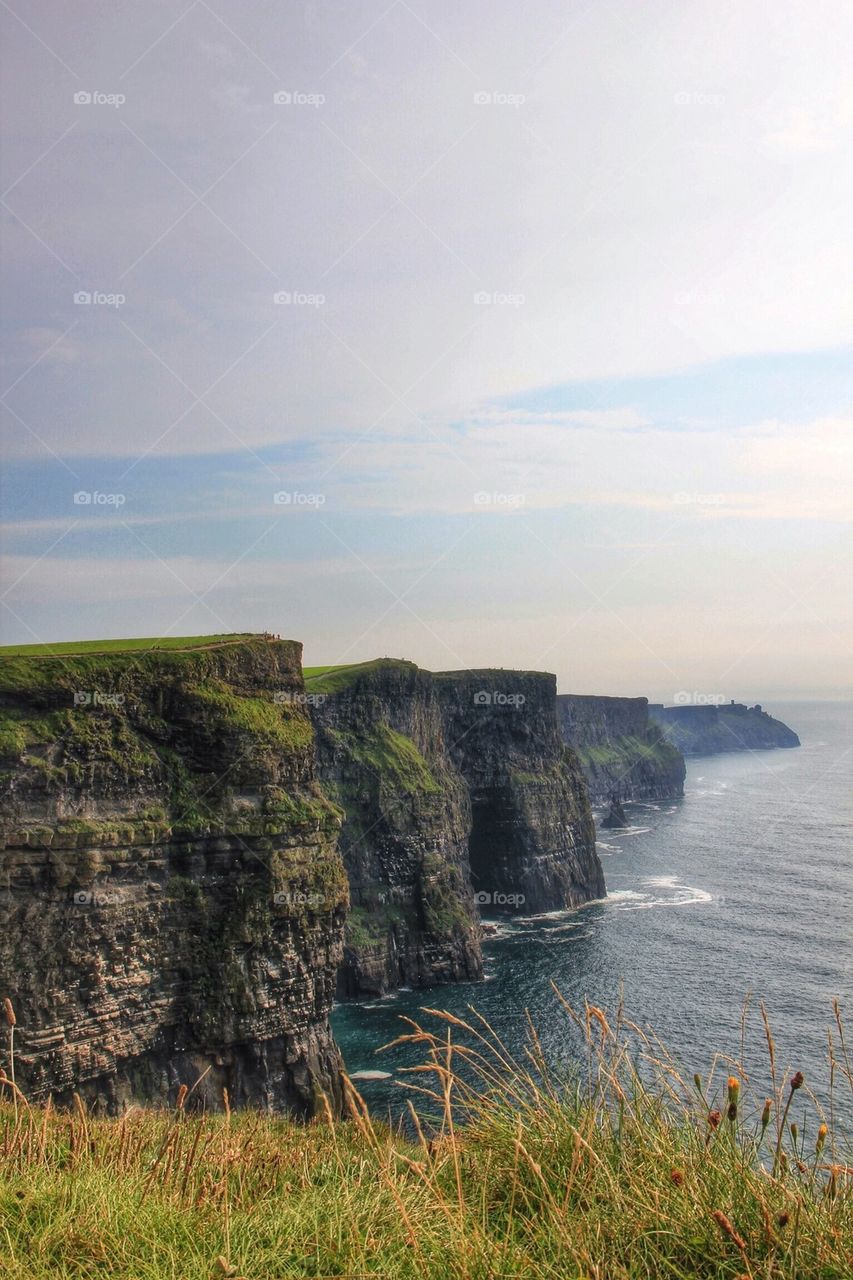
[0,997,850,1278]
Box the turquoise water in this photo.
[332,701,852,1129]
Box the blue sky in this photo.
[1,1,851,699]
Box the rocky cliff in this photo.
[557,694,686,805]
[0,638,609,1110]
[307,661,604,996]
[0,639,348,1116]
[435,671,604,914]
[649,702,800,755]
[307,660,482,997]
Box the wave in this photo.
[608,876,712,911]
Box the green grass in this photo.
[346,901,410,946]
[0,1000,849,1279]
[577,732,681,770]
[0,634,260,658]
[183,683,315,754]
[324,722,442,798]
[303,658,417,693]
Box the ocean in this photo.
[331,701,852,1129]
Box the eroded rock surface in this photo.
[0,639,347,1115]
[557,694,686,805]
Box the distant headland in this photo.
[648,701,800,756]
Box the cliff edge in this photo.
[307,660,482,997]
[0,637,348,1116]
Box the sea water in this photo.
[332,701,852,1129]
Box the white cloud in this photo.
[2,1,852,457]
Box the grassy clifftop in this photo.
[0,633,258,657]
[0,634,337,841]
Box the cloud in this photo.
[2,1,852,459]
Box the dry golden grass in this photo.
[1,994,850,1278]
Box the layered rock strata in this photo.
[0,639,347,1116]
[557,694,686,805]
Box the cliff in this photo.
[307,661,604,996]
[307,660,482,997]
[649,702,800,755]
[0,637,608,1110]
[0,638,348,1116]
[435,671,604,914]
[557,694,686,805]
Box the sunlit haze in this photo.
[2,1,851,700]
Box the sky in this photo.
[1,0,851,701]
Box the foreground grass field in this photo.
[1,1000,850,1279]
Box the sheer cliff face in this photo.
[649,703,800,755]
[0,642,610,1107]
[0,641,348,1116]
[557,694,686,806]
[435,672,604,915]
[309,662,605,996]
[308,662,482,997]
